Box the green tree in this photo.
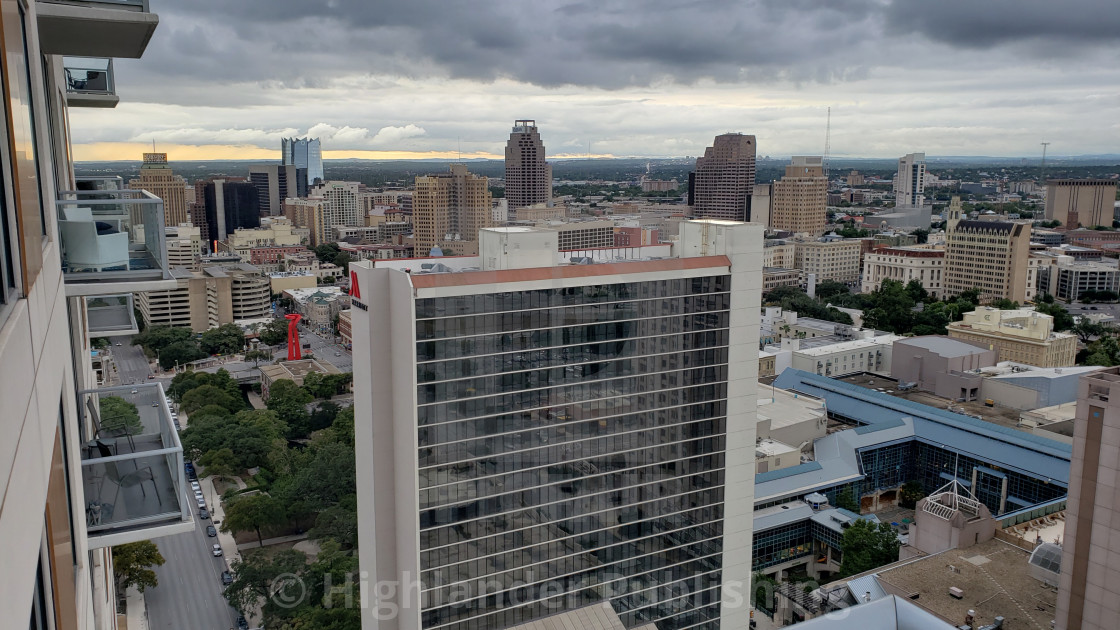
[158,340,206,370]
[99,397,142,436]
[899,481,926,510]
[904,279,929,303]
[314,243,342,263]
[1035,299,1075,331]
[332,252,353,274]
[815,280,850,301]
[180,384,243,416]
[221,493,287,547]
[991,298,1019,310]
[267,379,314,430]
[112,541,165,593]
[244,349,272,367]
[199,447,238,479]
[309,494,359,549]
[133,325,193,355]
[839,520,900,577]
[912,228,929,244]
[1072,319,1105,343]
[200,323,247,355]
[223,547,308,616]
[258,318,290,347]
[834,488,860,513]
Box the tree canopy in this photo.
[257,318,290,347]
[200,323,247,355]
[839,519,900,577]
[99,397,142,435]
[112,541,165,593]
[221,493,287,547]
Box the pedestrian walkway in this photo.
[235,532,309,551]
[126,585,148,630]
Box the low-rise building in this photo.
[338,309,352,348]
[268,271,318,293]
[795,238,862,285]
[248,245,308,272]
[284,286,351,335]
[890,336,997,401]
[1035,255,1120,302]
[763,267,801,292]
[791,334,902,377]
[259,358,343,400]
[861,246,945,298]
[763,240,797,268]
[947,307,1077,367]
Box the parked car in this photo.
[191,481,201,492]
[206,525,217,537]
[115,342,121,346]
[130,389,137,394]
[212,543,223,557]
[185,462,195,474]
[199,508,210,520]
[236,616,249,630]
[221,571,233,586]
[196,496,206,508]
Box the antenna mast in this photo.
[823,107,831,178]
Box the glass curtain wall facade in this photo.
[414,276,732,630]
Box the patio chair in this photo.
[59,206,128,272]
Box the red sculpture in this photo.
[286,314,303,360]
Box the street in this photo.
[145,505,241,630]
[111,337,155,385]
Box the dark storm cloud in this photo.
[884,0,1120,48]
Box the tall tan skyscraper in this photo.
[129,152,189,226]
[504,119,551,210]
[413,164,493,256]
[769,156,827,234]
[1045,179,1119,228]
[943,196,1032,303]
[692,132,756,221]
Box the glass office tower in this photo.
[353,222,762,630]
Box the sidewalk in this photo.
[235,532,308,551]
[126,585,148,630]
[201,475,262,628]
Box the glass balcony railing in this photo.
[78,383,193,547]
[64,57,117,108]
[37,0,157,60]
[57,189,176,296]
[85,294,139,337]
[75,175,124,191]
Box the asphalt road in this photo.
[111,336,155,385]
[146,507,241,630]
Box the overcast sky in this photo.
[71,0,1120,161]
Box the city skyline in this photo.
[69,1,1120,161]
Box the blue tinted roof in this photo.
[756,461,822,483]
[773,369,1072,485]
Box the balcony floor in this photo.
[84,434,183,531]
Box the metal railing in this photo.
[63,57,114,95]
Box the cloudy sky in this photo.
[71,0,1120,161]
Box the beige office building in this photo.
[413,164,493,256]
[1056,368,1120,630]
[136,264,271,332]
[763,241,797,268]
[166,224,203,270]
[504,119,552,210]
[769,156,827,235]
[129,152,190,227]
[861,247,946,298]
[943,197,1032,303]
[311,180,363,228]
[946,307,1077,367]
[692,132,757,221]
[285,196,329,246]
[1045,179,1119,228]
[795,239,862,285]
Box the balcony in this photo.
[37,0,158,59]
[76,175,124,191]
[85,294,139,337]
[78,384,193,548]
[57,189,176,296]
[64,57,118,108]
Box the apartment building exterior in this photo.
[351,220,764,630]
[1055,368,1120,630]
[311,180,363,230]
[795,239,862,285]
[943,197,1032,303]
[861,247,946,298]
[0,4,195,630]
[413,164,493,257]
[136,264,270,332]
[763,241,797,269]
[947,307,1077,367]
[504,119,552,210]
[1045,179,1119,228]
[1035,255,1120,302]
[165,223,202,271]
[893,152,926,207]
[248,163,297,217]
[691,133,756,221]
[284,196,329,246]
[128,152,189,227]
[769,156,827,235]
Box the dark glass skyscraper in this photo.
[282,137,324,195]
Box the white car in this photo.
[212,544,223,557]
[196,496,206,508]
[191,481,201,492]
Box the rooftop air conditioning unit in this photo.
[949,586,964,599]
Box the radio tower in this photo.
[1040,141,1051,183]
[823,107,831,179]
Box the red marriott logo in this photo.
[350,270,361,299]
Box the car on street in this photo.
[212,543,223,557]
[196,496,206,508]
[191,481,201,492]
[236,616,249,630]
[115,342,121,346]
[221,571,233,586]
[206,525,217,537]
[151,401,158,407]
[199,508,210,519]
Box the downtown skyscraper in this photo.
[282,137,324,195]
[352,220,763,630]
[413,164,494,257]
[691,133,757,222]
[504,120,552,211]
